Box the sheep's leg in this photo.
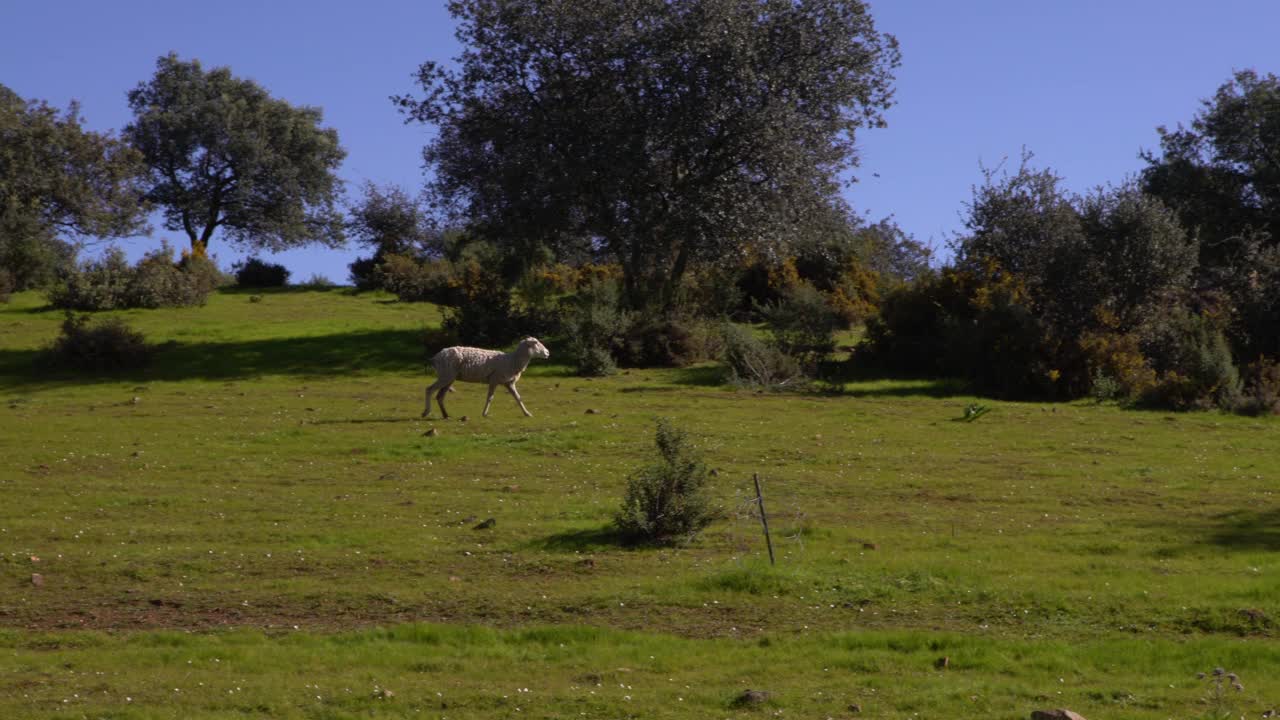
[423,380,445,418]
[506,382,532,417]
[435,384,452,419]
[483,383,498,417]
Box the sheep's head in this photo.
[522,337,550,359]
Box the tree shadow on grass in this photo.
[1201,509,1280,552]
[531,525,631,553]
[0,328,428,389]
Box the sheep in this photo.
[423,337,551,419]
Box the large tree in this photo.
[1142,70,1280,270]
[0,84,147,288]
[125,54,346,256]
[398,0,900,311]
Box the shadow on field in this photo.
[533,525,630,552]
[0,328,426,388]
[1203,509,1280,551]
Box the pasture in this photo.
[1,288,1278,719]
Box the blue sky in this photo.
[3,0,1278,281]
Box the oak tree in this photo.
[398,0,900,311]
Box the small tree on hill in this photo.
[125,54,346,257]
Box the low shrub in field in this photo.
[1236,357,1280,416]
[757,284,840,370]
[1136,309,1241,410]
[48,247,133,310]
[49,244,220,311]
[298,273,337,289]
[441,258,517,345]
[233,257,290,287]
[559,281,628,376]
[377,253,458,304]
[615,419,720,545]
[617,315,704,368]
[47,312,151,372]
[721,323,804,389]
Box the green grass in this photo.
[2,288,1279,718]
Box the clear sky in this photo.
[3,0,1278,280]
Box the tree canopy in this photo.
[1,84,147,288]
[125,54,346,256]
[1142,70,1280,270]
[398,0,900,310]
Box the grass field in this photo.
[2,288,1278,719]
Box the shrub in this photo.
[298,273,336,289]
[615,419,720,545]
[1137,308,1241,410]
[234,258,290,287]
[559,280,629,376]
[758,284,841,369]
[721,323,804,389]
[1236,357,1280,416]
[441,257,516,345]
[617,316,704,368]
[1080,329,1157,402]
[348,254,381,290]
[129,243,215,308]
[48,247,133,310]
[47,312,151,372]
[49,243,220,311]
[177,251,227,296]
[377,254,458,304]
[512,266,571,336]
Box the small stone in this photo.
[474,518,496,530]
[709,469,720,477]
[423,428,439,437]
[31,573,44,587]
[732,689,771,707]
[449,576,461,583]
[585,408,599,414]
[130,397,141,404]
[1030,710,1088,720]
[848,703,862,713]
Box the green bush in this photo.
[617,316,704,368]
[46,313,151,372]
[376,254,458,304]
[559,280,629,376]
[1137,309,1241,410]
[1235,357,1280,416]
[721,323,804,389]
[49,244,218,311]
[233,258,290,287]
[129,244,212,308]
[441,258,516,345]
[348,254,381,290]
[615,419,719,545]
[758,284,841,371]
[48,247,133,310]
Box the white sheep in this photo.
[423,337,551,419]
